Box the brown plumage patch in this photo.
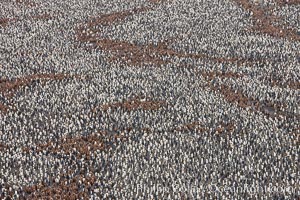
[175,120,235,135]
[88,7,148,27]
[0,103,8,114]
[210,84,296,119]
[286,81,300,90]
[255,71,300,90]
[0,13,51,28]
[232,0,300,41]
[149,0,160,3]
[200,69,299,90]
[0,143,9,151]
[76,6,268,67]
[94,39,171,65]
[265,77,300,90]
[201,71,244,81]
[96,97,166,112]
[0,73,77,98]
[275,0,300,6]
[76,7,149,40]
[20,128,131,198]
[21,173,96,199]
[175,121,207,133]
[148,0,171,3]
[0,18,10,27]
[0,73,79,114]
[30,14,51,20]
[16,0,36,7]
[76,7,171,66]
[23,131,113,159]
[99,97,166,112]
[215,122,235,135]
[291,129,299,146]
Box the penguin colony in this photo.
[0,0,299,199]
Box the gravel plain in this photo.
[0,0,299,199]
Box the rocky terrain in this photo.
[0,0,299,199]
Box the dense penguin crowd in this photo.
[0,0,299,199]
